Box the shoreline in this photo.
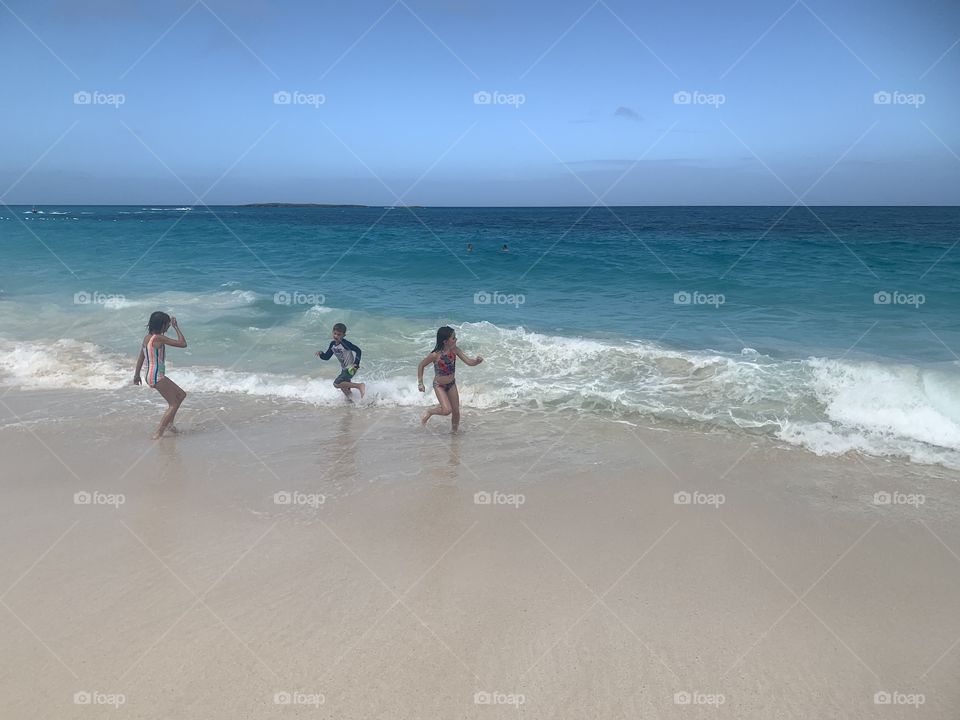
[2,388,959,717]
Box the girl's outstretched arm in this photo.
[455,347,483,366]
[133,348,145,385]
[417,353,437,392]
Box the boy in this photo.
[316,322,366,400]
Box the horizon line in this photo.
[8,203,960,209]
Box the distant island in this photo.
[239,203,426,208]
[239,203,369,208]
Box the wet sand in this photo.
[1,388,959,718]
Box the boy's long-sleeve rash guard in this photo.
[318,338,362,369]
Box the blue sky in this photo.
[1,0,958,205]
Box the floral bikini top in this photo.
[433,349,456,377]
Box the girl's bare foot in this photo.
[152,430,164,440]
[359,383,366,399]
[421,410,431,426]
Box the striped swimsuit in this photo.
[143,335,166,387]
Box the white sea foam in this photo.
[1,320,958,469]
[774,358,960,466]
[0,339,129,390]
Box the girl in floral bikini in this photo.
[417,326,483,431]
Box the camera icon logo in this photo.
[474,291,492,304]
[673,90,692,105]
[273,291,291,306]
[873,491,892,505]
[273,90,292,105]
[873,291,891,304]
[874,691,892,704]
[873,91,892,105]
[74,291,91,305]
[474,491,492,505]
[73,91,92,105]
[674,691,692,704]
[74,691,92,705]
[274,691,292,705]
[473,91,492,105]
[674,491,691,505]
[673,291,691,305]
[274,491,292,505]
[74,491,92,505]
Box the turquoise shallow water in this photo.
[1,205,959,467]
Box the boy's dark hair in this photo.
[333,323,347,334]
[148,311,170,333]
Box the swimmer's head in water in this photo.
[433,326,455,353]
[148,311,170,333]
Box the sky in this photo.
[1,0,958,205]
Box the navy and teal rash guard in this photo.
[318,338,362,369]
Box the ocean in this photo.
[1,205,958,468]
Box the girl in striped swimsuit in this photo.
[134,311,188,439]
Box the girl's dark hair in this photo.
[433,326,454,353]
[148,311,170,333]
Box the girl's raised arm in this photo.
[159,316,187,348]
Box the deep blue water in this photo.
[3,205,957,362]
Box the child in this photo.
[316,322,366,400]
[417,326,483,431]
[134,311,187,440]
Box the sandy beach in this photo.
[2,388,959,719]
[4,0,959,715]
